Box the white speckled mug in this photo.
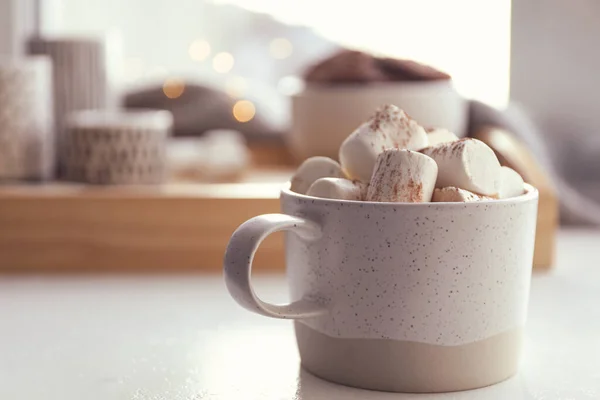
[224,184,538,393]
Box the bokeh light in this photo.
[225,76,248,98]
[277,75,304,96]
[232,100,255,123]
[188,39,211,61]
[269,38,293,59]
[163,78,186,99]
[212,52,235,73]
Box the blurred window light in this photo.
[145,66,169,80]
[189,39,211,62]
[51,0,510,107]
[277,75,303,96]
[122,57,145,83]
[269,38,293,59]
[215,0,511,107]
[232,100,256,122]
[212,52,235,73]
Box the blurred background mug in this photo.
[224,184,538,393]
[289,80,467,161]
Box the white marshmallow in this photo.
[421,138,501,196]
[339,104,428,182]
[426,128,459,146]
[339,122,390,183]
[307,178,367,201]
[432,187,490,202]
[290,156,344,194]
[498,166,525,199]
[367,149,438,203]
[373,104,429,150]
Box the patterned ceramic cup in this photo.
[63,110,172,184]
[224,185,538,393]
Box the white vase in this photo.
[0,56,54,180]
[28,36,110,175]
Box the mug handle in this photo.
[224,213,327,319]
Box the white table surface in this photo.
[1,229,599,400]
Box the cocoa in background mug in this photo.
[224,185,538,393]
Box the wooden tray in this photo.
[0,165,554,272]
[0,170,291,272]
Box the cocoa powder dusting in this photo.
[422,137,470,157]
[370,118,381,131]
[406,179,423,202]
[451,138,469,155]
[367,156,386,201]
[368,178,383,200]
[369,105,397,131]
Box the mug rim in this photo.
[281,183,538,207]
[292,79,457,98]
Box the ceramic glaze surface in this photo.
[281,188,538,346]
[62,110,172,184]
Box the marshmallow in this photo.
[307,178,367,201]
[432,187,490,202]
[290,156,345,194]
[498,166,525,199]
[339,122,390,183]
[339,104,428,182]
[367,149,438,202]
[373,105,429,150]
[426,128,459,147]
[421,138,501,196]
